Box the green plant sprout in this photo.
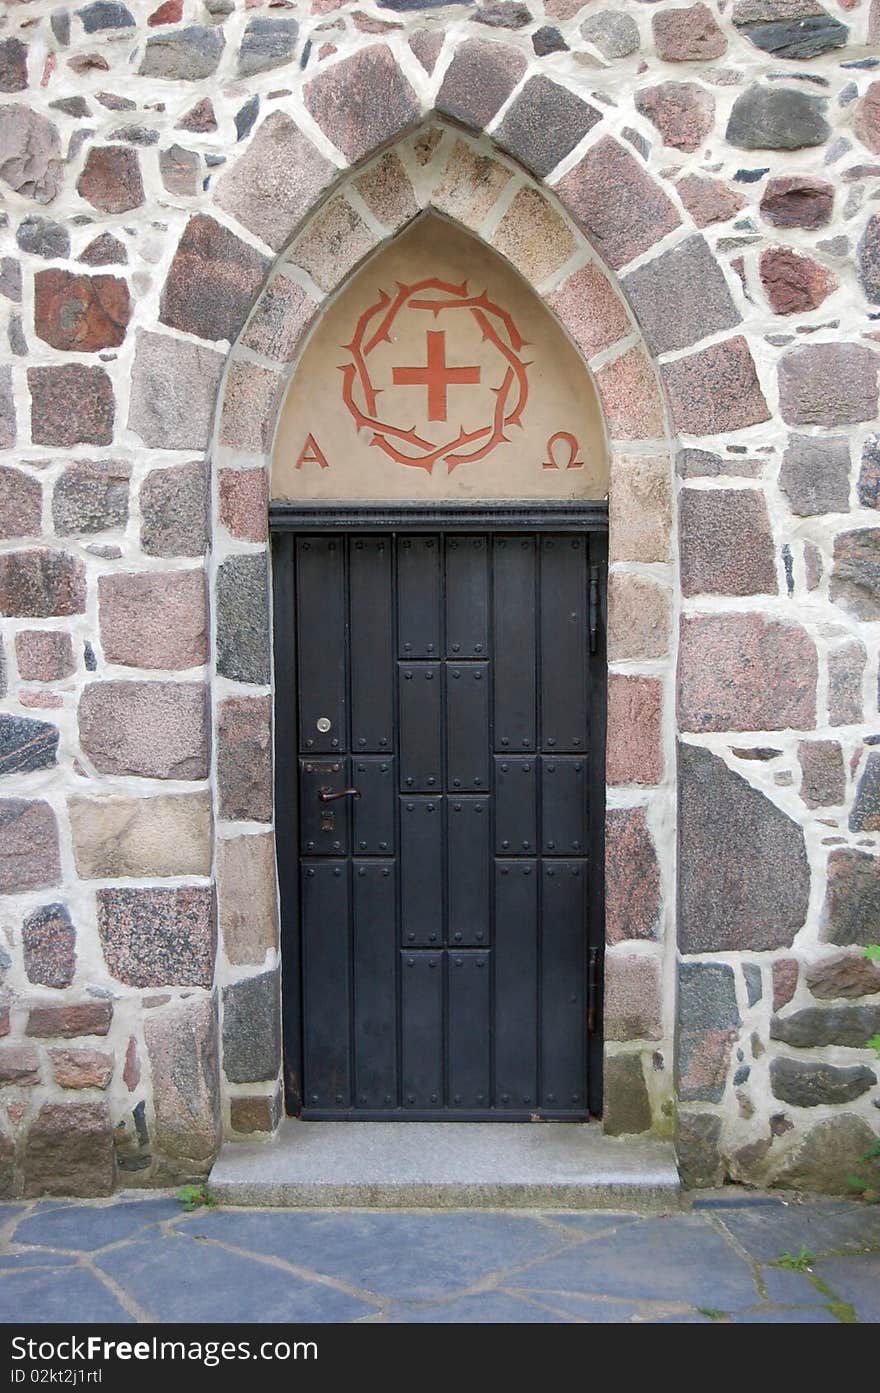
[774,1246,815,1272]
[178,1184,216,1212]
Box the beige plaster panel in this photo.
[272,217,608,502]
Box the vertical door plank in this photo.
[401,952,444,1109]
[540,860,587,1113]
[301,860,351,1109]
[540,535,587,754]
[493,536,536,753]
[352,860,397,1110]
[448,952,491,1109]
[350,537,394,754]
[296,537,346,756]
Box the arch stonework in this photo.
[211,118,680,1159]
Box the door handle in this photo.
[318,787,362,802]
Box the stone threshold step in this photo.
[209,1120,682,1210]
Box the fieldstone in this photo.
[855,81,880,155]
[726,84,830,150]
[97,887,215,988]
[222,970,280,1084]
[778,435,850,516]
[771,1004,880,1049]
[177,98,217,134]
[409,29,443,74]
[759,247,837,315]
[0,38,28,92]
[661,337,770,434]
[216,112,335,253]
[70,792,211,878]
[0,551,86,618]
[77,146,143,214]
[437,39,528,132]
[828,640,865,725]
[0,258,21,303]
[0,800,60,893]
[493,188,577,285]
[235,96,259,145]
[605,953,662,1041]
[605,807,661,944]
[822,849,880,947]
[831,529,880,621]
[145,997,220,1162]
[140,461,208,558]
[27,1001,112,1038]
[24,1102,113,1198]
[561,136,680,270]
[230,1092,281,1134]
[546,265,631,362]
[238,17,298,76]
[158,144,199,197]
[859,436,880,509]
[149,0,182,22]
[858,214,880,304]
[733,0,848,59]
[677,1111,724,1188]
[218,833,278,966]
[475,1,532,26]
[607,573,670,662]
[679,488,776,597]
[16,216,70,258]
[79,232,127,267]
[602,1053,652,1135]
[580,11,639,58]
[33,267,128,351]
[216,554,270,686]
[140,26,224,80]
[760,174,833,229]
[634,83,714,154]
[609,455,671,564]
[53,459,130,536]
[622,235,739,356]
[772,1114,878,1194]
[606,675,663,787]
[219,470,268,544]
[78,681,209,780]
[770,1057,875,1107]
[679,614,816,732]
[850,753,880,833]
[218,361,282,453]
[678,961,740,1105]
[494,77,602,180]
[0,468,40,541]
[742,962,762,1007]
[218,696,272,823]
[241,276,314,365]
[28,365,114,447]
[0,368,13,450]
[288,197,376,293]
[304,46,418,165]
[678,745,811,953]
[0,106,63,204]
[0,1045,41,1087]
[799,740,845,809]
[806,953,880,1000]
[99,570,207,671]
[49,1048,113,1090]
[772,958,798,1010]
[676,174,745,228]
[15,631,74,683]
[77,2,135,30]
[353,152,418,233]
[653,3,726,59]
[0,716,58,777]
[128,332,223,450]
[160,215,269,345]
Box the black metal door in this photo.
[273,520,606,1121]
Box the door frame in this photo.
[270,501,609,1119]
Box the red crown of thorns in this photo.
[339,278,531,473]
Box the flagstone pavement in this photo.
[1,1193,878,1324]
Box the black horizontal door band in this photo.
[269,501,608,533]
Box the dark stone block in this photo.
[677,1112,724,1188]
[677,961,740,1103]
[222,970,280,1083]
[679,488,776,597]
[28,366,114,448]
[831,529,880,621]
[0,550,86,618]
[0,38,28,92]
[850,752,880,832]
[53,460,130,536]
[772,1114,878,1193]
[0,716,58,777]
[140,26,225,80]
[602,1052,652,1135]
[770,1004,880,1048]
[436,38,527,132]
[678,745,810,953]
[303,46,418,165]
[494,77,601,179]
[623,235,740,355]
[159,215,269,344]
[217,696,273,823]
[727,83,830,150]
[22,904,76,989]
[16,216,69,260]
[858,214,880,304]
[806,953,880,999]
[858,435,880,508]
[140,461,208,558]
[216,554,271,686]
[779,435,850,517]
[24,1102,114,1198]
[0,800,61,893]
[230,1089,282,1134]
[0,467,41,541]
[556,136,681,270]
[79,232,127,266]
[769,1056,876,1107]
[743,964,763,1006]
[532,25,568,54]
[77,2,135,30]
[736,14,848,59]
[822,848,880,946]
[235,95,259,143]
[97,887,215,988]
[760,174,833,228]
[238,17,298,77]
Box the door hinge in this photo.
[587,946,601,1035]
[588,564,600,654]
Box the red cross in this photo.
[392,331,481,422]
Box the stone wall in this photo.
[0,0,878,1196]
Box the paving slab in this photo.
[714,1201,880,1263]
[813,1254,880,1323]
[13,1197,182,1252]
[389,1292,569,1323]
[0,1266,133,1323]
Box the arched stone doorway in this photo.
[211,122,677,1147]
